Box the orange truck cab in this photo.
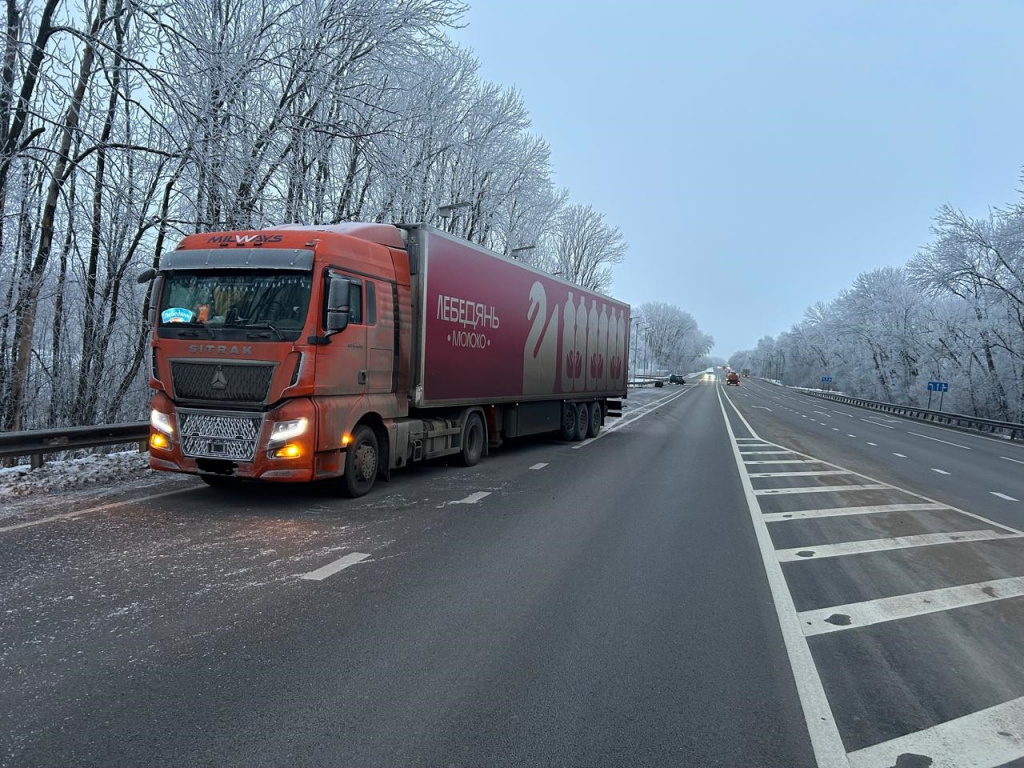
[144,223,630,497]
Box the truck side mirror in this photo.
[137,267,157,284]
[326,276,351,332]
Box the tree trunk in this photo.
[6,0,106,432]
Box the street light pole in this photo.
[638,329,647,380]
[631,319,644,380]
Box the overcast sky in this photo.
[450,0,1024,357]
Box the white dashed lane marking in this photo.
[455,492,491,504]
[931,468,951,475]
[990,492,1018,502]
[529,463,548,470]
[1001,456,1024,465]
[300,552,370,581]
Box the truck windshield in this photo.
[158,271,312,341]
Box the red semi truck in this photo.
[143,223,630,497]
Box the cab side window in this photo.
[348,281,363,324]
[365,281,377,325]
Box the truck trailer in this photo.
[143,223,630,497]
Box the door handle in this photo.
[358,370,367,385]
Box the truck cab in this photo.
[147,224,411,494]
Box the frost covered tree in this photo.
[634,301,714,376]
[0,0,629,432]
[731,185,1024,421]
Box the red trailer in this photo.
[144,223,630,496]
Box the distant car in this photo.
[669,374,686,384]
[726,372,740,386]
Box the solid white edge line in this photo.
[300,552,370,581]
[846,695,1024,768]
[800,575,1024,637]
[908,431,971,450]
[776,530,1020,562]
[575,386,693,448]
[0,486,195,534]
[860,419,894,429]
[716,386,850,767]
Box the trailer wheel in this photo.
[560,403,577,441]
[457,412,485,467]
[587,402,602,438]
[574,402,589,441]
[341,425,378,498]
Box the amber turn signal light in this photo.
[272,443,303,459]
[150,433,169,450]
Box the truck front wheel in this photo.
[342,425,378,498]
[457,412,485,467]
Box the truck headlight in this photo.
[270,417,308,444]
[150,409,175,436]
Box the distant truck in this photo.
[142,223,630,497]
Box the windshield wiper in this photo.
[244,321,285,340]
[173,321,215,338]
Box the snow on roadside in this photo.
[0,450,154,499]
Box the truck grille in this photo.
[178,410,262,462]
[171,361,275,403]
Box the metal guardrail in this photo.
[798,390,1023,441]
[0,422,149,469]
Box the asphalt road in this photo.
[2,379,1022,767]
[730,378,1024,530]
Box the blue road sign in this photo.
[927,381,949,392]
[821,376,832,383]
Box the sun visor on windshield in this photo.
[159,248,314,271]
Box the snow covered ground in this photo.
[0,450,156,500]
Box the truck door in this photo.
[366,280,395,393]
[315,275,367,396]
